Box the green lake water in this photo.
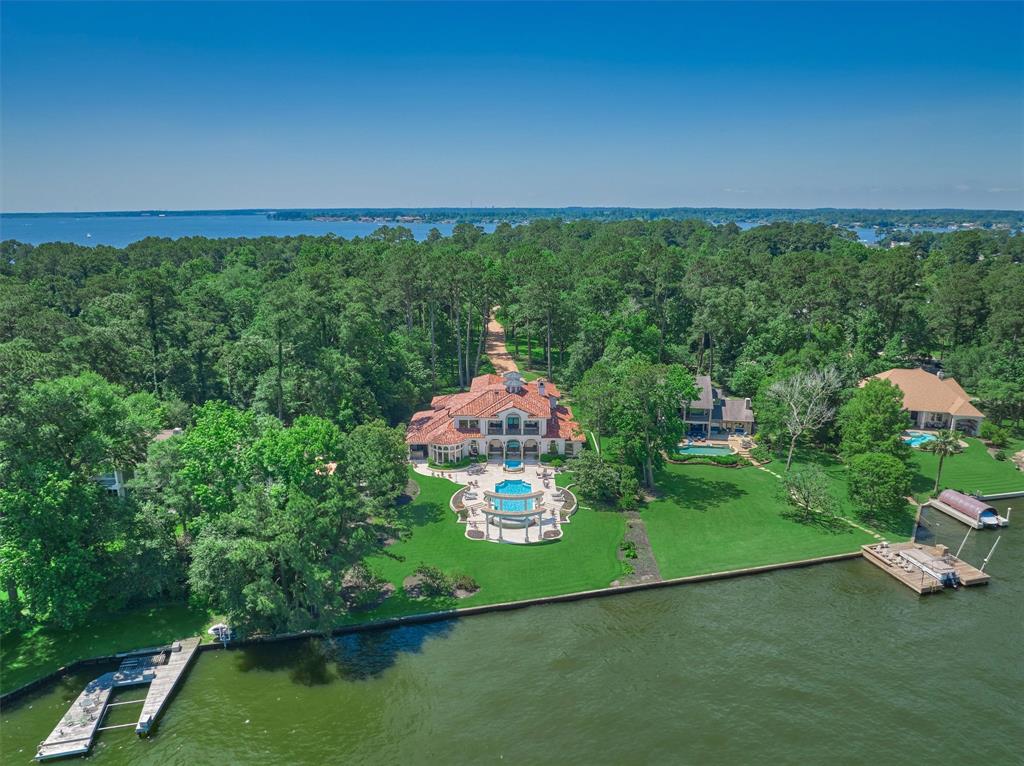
[2,502,1020,764]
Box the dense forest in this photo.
[1,220,1022,636]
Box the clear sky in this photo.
[2,1,1022,212]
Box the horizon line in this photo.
[3,205,1023,216]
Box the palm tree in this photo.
[927,429,963,494]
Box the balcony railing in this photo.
[487,425,504,435]
[506,426,522,435]
[523,425,540,435]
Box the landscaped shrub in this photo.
[671,453,745,466]
[994,449,1008,462]
[412,564,453,598]
[980,422,1010,448]
[540,454,566,466]
[427,454,486,470]
[451,573,479,593]
[750,445,772,463]
[619,539,638,559]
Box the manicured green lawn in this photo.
[643,463,877,580]
[358,470,626,619]
[0,603,214,694]
[908,437,1024,501]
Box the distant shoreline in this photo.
[2,205,1021,229]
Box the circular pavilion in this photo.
[479,487,547,541]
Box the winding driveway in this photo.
[485,307,518,373]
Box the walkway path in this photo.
[484,307,518,374]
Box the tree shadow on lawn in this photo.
[857,505,916,538]
[653,470,748,513]
[402,498,449,528]
[778,506,851,534]
[909,466,936,498]
[233,618,455,685]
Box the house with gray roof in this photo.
[682,376,755,437]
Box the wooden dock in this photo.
[135,637,201,734]
[35,673,117,760]
[862,542,990,594]
[36,637,201,760]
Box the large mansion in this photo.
[406,371,586,463]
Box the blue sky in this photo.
[2,1,1022,212]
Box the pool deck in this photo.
[412,459,575,544]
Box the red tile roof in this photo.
[406,374,584,445]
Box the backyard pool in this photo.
[492,479,534,512]
[903,431,936,448]
[504,459,524,472]
[675,445,734,456]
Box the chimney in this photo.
[538,379,546,397]
[744,398,751,410]
[936,370,945,380]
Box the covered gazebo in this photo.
[477,488,547,542]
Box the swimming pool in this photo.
[675,445,734,456]
[492,479,534,511]
[903,431,936,447]
[504,459,524,472]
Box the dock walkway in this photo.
[136,637,201,734]
[35,673,117,761]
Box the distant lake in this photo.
[736,221,958,244]
[0,213,498,247]
[1,212,961,248]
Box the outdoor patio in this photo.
[410,459,577,544]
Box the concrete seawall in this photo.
[1,549,863,706]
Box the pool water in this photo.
[493,479,534,511]
[903,432,936,447]
[675,445,734,456]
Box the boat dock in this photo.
[136,637,201,733]
[862,542,990,594]
[36,637,200,761]
[926,498,1009,529]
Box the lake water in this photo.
[3,502,1019,764]
[0,214,497,247]
[1,214,959,248]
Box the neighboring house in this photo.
[862,368,984,435]
[95,427,183,497]
[682,376,755,438]
[406,371,586,463]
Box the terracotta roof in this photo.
[451,389,552,418]
[406,374,583,445]
[548,405,587,442]
[863,368,984,419]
